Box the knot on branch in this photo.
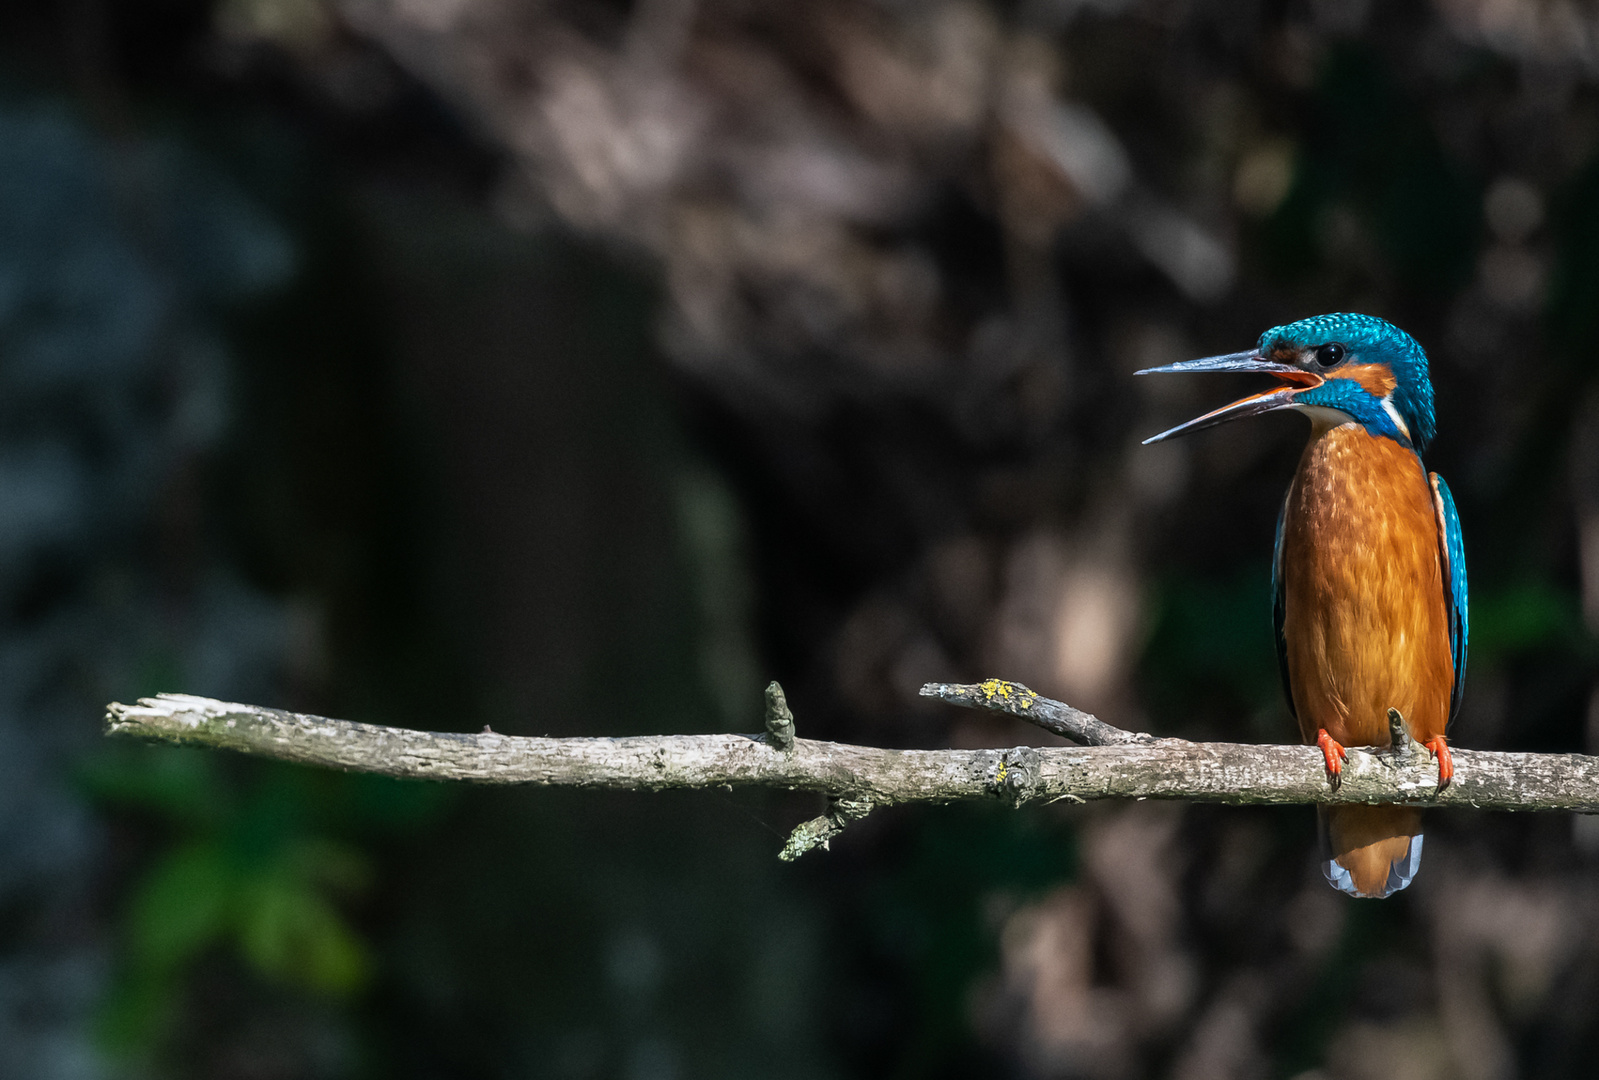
[972,747,1043,806]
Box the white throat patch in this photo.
[1293,403,1356,436]
[1292,399,1412,442]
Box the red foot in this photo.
[1426,735,1454,791]
[1317,729,1348,787]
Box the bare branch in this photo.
[104,684,1599,860]
[918,678,1151,746]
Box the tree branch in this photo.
[104,682,1599,859]
[918,678,1151,746]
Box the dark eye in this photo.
[1314,342,1346,368]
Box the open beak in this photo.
[1136,350,1323,445]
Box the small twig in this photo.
[779,796,873,861]
[1387,708,1412,754]
[919,679,1152,746]
[764,681,796,751]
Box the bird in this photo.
[1138,313,1467,899]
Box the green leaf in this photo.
[236,871,370,995]
[126,839,233,973]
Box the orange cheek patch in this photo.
[1332,364,1398,397]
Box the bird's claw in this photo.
[1425,735,1453,791]
[1316,729,1348,789]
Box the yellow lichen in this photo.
[977,679,1036,710]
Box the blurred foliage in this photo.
[1471,582,1594,666]
[1269,896,1421,1077]
[1267,47,1482,294]
[0,85,315,1076]
[1141,570,1283,738]
[864,806,1077,1078]
[80,744,446,1061]
[1546,153,1599,366]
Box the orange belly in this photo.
[1280,423,1453,749]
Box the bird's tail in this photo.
[1318,805,1424,898]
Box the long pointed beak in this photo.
[1136,350,1320,445]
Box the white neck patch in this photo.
[1381,396,1412,441]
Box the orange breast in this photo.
[1280,423,1453,748]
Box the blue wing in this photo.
[1272,495,1295,721]
[1430,473,1469,726]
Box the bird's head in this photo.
[1138,313,1436,452]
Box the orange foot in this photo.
[1425,735,1454,791]
[1317,729,1348,788]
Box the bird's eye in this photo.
[1314,343,1346,368]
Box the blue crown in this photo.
[1258,313,1437,452]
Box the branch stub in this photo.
[764,681,796,751]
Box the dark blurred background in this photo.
[2,0,1597,1077]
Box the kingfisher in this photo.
[1139,313,1467,899]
